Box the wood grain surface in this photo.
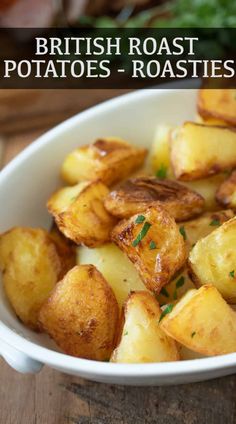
[0,89,236,424]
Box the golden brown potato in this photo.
[170,122,236,181]
[61,137,147,186]
[78,243,147,309]
[47,181,116,247]
[216,170,236,209]
[39,265,119,361]
[104,176,204,221]
[0,227,63,330]
[110,291,179,363]
[111,206,186,293]
[198,89,236,127]
[161,285,236,356]
[189,217,236,303]
[49,222,76,278]
[195,113,227,126]
[179,209,234,252]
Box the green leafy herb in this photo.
[229,270,235,278]
[156,164,167,180]
[173,290,177,300]
[135,215,145,224]
[159,304,174,323]
[124,331,128,336]
[210,219,220,226]
[149,240,157,250]
[132,222,151,247]
[160,287,169,298]
[176,276,185,289]
[191,331,196,338]
[179,226,187,240]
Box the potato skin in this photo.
[105,176,204,221]
[189,217,236,303]
[198,89,236,127]
[47,181,116,247]
[216,170,236,209]
[49,222,76,278]
[61,137,147,186]
[111,206,186,293]
[111,291,179,363]
[0,227,63,330]
[39,265,119,361]
[161,285,236,356]
[171,122,236,181]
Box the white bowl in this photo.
[1,88,236,386]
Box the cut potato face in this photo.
[161,285,236,356]
[104,176,204,221]
[171,122,236,181]
[61,137,147,186]
[183,173,226,211]
[39,265,119,361]
[198,89,236,127]
[111,291,179,363]
[111,206,186,293]
[179,209,234,253]
[78,243,147,309]
[0,227,63,330]
[189,217,236,303]
[47,181,116,247]
[150,124,174,178]
[216,170,236,209]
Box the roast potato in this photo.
[216,170,236,209]
[161,285,236,356]
[61,137,147,186]
[198,89,236,127]
[0,227,63,330]
[111,291,179,363]
[78,243,147,309]
[195,113,227,127]
[151,124,174,178]
[189,217,236,303]
[47,181,116,247]
[111,206,186,293]
[171,122,236,181]
[49,222,76,277]
[104,176,204,221]
[39,265,119,360]
[156,268,195,305]
[179,209,234,252]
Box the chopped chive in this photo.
[156,164,167,180]
[132,222,151,247]
[149,240,157,250]
[179,226,187,240]
[159,304,174,323]
[160,287,169,298]
[135,215,145,224]
[210,219,220,226]
[191,331,196,338]
[176,276,185,289]
[229,270,235,278]
[124,331,128,336]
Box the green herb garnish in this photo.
[191,331,196,338]
[159,304,174,323]
[176,276,185,289]
[173,290,177,300]
[210,219,220,226]
[149,240,157,250]
[135,215,145,224]
[160,287,169,298]
[132,222,151,247]
[156,164,167,180]
[229,270,235,278]
[179,226,187,240]
[124,331,128,336]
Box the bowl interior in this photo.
[0,89,197,351]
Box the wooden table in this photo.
[0,89,236,424]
